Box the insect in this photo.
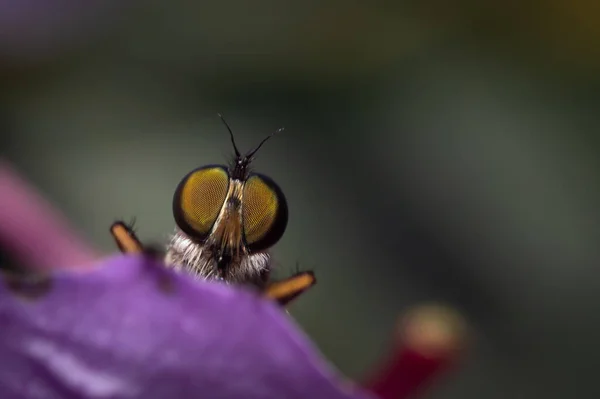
[110,114,316,306]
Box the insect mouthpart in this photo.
[216,253,232,277]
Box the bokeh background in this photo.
[1,1,599,398]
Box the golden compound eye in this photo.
[173,166,230,240]
[242,173,288,252]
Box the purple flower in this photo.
[0,254,375,399]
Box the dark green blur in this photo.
[1,2,599,398]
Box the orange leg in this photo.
[110,221,144,254]
[262,271,316,306]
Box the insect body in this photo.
[110,115,316,306]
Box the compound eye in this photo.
[242,173,288,252]
[173,166,230,240]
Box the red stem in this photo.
[364,304,466,399]
[366,345,453,399]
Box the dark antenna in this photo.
[217,113,241,158]
[246,127,284,159]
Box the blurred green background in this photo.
[1,1,599,398]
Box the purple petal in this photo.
[0,254,375,399]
